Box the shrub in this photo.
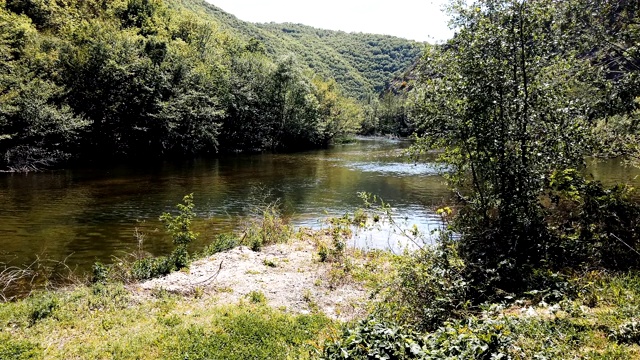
[386,235,470,331]
[421,317,513,359]
[199,233,239,257]
[609,319,640,345]
[28,293,59,325]
[131,256,174,281]
[91,262,109,284]
[322,317,426,359]
[545,170,640,271]
[128,194,200,281]
[242,203,292,252]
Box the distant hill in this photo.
[169,0,425,99]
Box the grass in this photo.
[0,284,333,359]
[3,212,640,359]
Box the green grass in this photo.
[0,284,332,359]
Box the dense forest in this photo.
[0,0,422,172]
[173,0,423,100]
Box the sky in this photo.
[205,0,454,43]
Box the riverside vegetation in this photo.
[3,0,640,359]
[0,0,422,172]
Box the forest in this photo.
[0,0,421,172]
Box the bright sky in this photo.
[205,0,453,43]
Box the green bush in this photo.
[546,170,640,271]
[28,293,59,325]
[129,194,200,280]
[388,236,470,331]
[131,256,174,281]
[91,262,109,284]
[323,317,426,359]
[242,203,292,252]
[609,319,640,345]
[421,317,513,359]
[0,334,41,360]
[199,233,239,257]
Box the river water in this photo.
[0,138,638,271]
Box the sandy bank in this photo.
[130,240,371,321]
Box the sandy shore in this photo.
[130,240,371,321]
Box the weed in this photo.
[28,293,59,325]
[242,202,293,252]
[610,318,640,345]
[247,290,267,304]
[263,259,277,268]
[302,289,319,313]
[0,334,41,360]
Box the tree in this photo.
[412,0,596,293]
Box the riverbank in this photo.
[0,233,394,359]
[133,240,373,321]
[2,235,640,358]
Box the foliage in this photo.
[159,193,198,268]
[90,262,109,284]
[1,0,401,171]
[0,334,41,360]
[27,292,59,325]
[177,0,423,100]
[241,202,293,252]
[197,233,239,257]
[322,317,426,359]
[130,255,174,280]
[409,0,631,297]
[610,319,640,346]
[246,290,267,304]
[382,237,470,332]
[545,169,640,270]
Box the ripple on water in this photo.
[345,162,444,176]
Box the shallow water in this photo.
[0,138,638,271]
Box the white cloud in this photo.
[205,0,453,42]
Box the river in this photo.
[1,138,638,271]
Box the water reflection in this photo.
[1,139,637,271]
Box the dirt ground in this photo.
[131,240,371,321]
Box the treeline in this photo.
[173,0,424,101]
[0,0,363,171]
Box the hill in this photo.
[169,0,424,99]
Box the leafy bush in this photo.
[91,262,109,284]
[387,236,470,331]
[323,317,426,359]
[130,194,200,280]
[609,319,640,345]
[131,256,174,281]
[0,334,41,360]
[545,169,640,271]
[242,203,292,252]
[28,293,59,325]
[199,233,239,257]
[421,317,513,359]
[323,316,514,360]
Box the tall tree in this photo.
[412,0,596,292]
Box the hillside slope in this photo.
[170,0,424,99]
